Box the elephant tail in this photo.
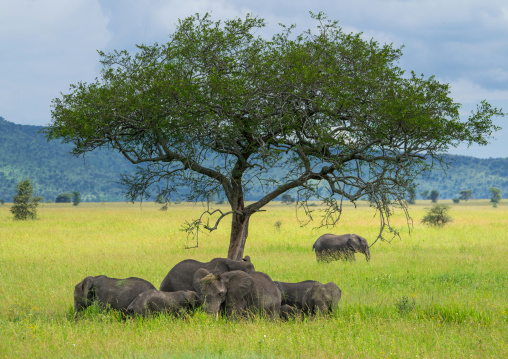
[312,242,316,251]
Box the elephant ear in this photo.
[324,282,342,311]
[81,276,94,299]
[347,235,362,251]
[302,283,320,315]
[225,271,254,298]
[74,276,95,311]
[192,268,216,296]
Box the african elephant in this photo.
[301,282,341,315]
[126,290,199,318]
[192,269,281,319]
[160,256,255,292]
[312,233,370,262]
[73,275,156,315]
[248,271,281,319]
[275,280,319,309]
[275,280,341,318]
[192,268,228,315]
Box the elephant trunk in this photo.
[365,247,371,261]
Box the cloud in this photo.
[0,0,111,125]
[448,79,508,105]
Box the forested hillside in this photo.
[0,118,132,202]
[0,118,506,202]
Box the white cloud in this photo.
[0,0,112,125]
[449,79,508,105]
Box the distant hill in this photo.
[0,117,507,202]
[0,117,132,202]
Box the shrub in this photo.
[10,179,43,220]
[395,295,416,315]
[422,204,452,227]
[452,198,460,204]
[55,193,72,203]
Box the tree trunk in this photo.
[227,212,250,260]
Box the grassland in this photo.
[0,200,506,358]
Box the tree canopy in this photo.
[46,12,503,259]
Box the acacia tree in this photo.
[459,189,473,201]
[46,13,503,260]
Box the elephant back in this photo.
[274,280,318,308]
[160,257,255,292]
[160,259,206,292]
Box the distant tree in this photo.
[0,198,4,205]
[10,179,43,220]
[422,204,452,227]
[429,190,439,203]
[452,198,460,204]
[55,193,72,203]
[45,12,503,259]
[420,190,430,200]
[459,190,473,201]
[490,187,502,207]
[281,193,295,205]
[406,187,416,204]
[155,194,167,204]
[72,191,81,206]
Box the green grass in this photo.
[0,200,506,358]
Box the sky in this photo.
[0,0,507,158]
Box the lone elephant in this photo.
[126,290,199,318]
[312,233,370,262]
[160,256,255,292]
[73,275,156,315]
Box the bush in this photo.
[452,198,460,204]
[422,204,452,227]
[10,179,43,220]
[55,193,72,203]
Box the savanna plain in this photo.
[0,200,506,358]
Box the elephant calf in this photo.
[312,233,371,262]
[275,280,341,319]
[126,290,199,318]
[74,275,156,315]
[302,282,341,316]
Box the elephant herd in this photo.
[73,233,369,320]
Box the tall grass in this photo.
[0,200,506,358]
